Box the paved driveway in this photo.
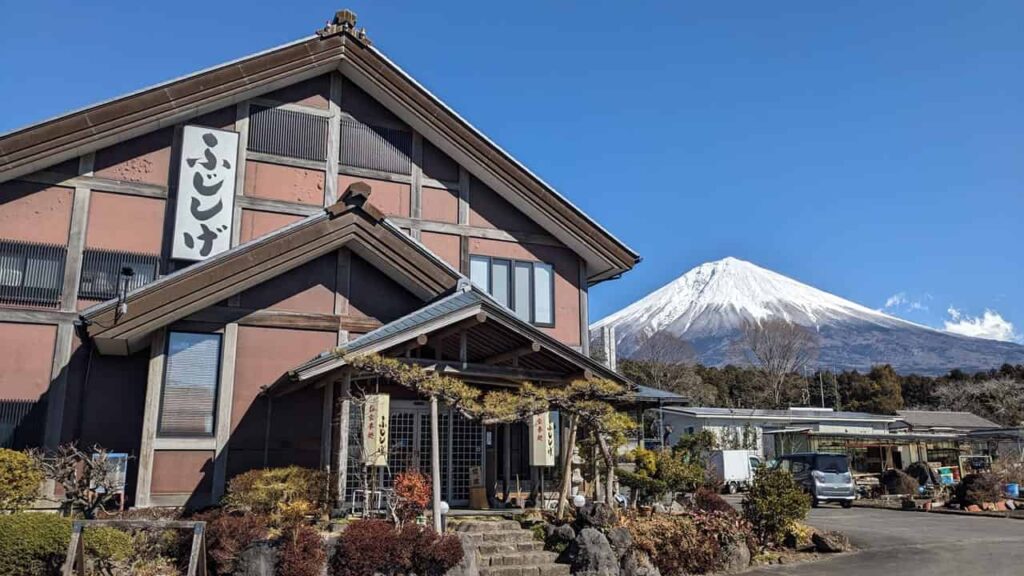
[742,504,1024,575]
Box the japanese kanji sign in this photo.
[362,394,390,466]
[171,125,239,261]
[529,411,557,467]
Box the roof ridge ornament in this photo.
[318,9,371,44]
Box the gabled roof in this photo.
[79,192,460,355]
[895,410,1001,431]
[0,11,639,283]
[279,282,629,394]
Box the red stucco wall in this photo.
[0,182,72,245]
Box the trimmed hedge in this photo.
[741,467,810,549]
[0,513,131,576]
[0,449,43,512]
[330,519,463,576]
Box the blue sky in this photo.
[2,1,1022,341]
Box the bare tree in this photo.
[623,331,716,405]
[742,319,819,408]
[934,377,1024,427]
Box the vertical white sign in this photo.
[171,125,238,261]
[363,394,390,466]
[529,411,556,467]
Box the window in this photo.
[0,239,66,308]
[159,332,222,437]
[469,256,555,327]
[79,249,159,301]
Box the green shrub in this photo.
[741,467,809,549]
[0,513,70,576]
[0,513,137,576]
[224,466,328,523]
[957,473,1003,506]
[0,449,43,512]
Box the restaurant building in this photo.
[0,10,639,510]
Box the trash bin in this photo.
[1006,483,1020,498]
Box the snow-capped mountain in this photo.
[593,257,1024,374]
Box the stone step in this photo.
[454,520,522,533]
[480,530,536,543]
[481,551,560,566]
[479,564,570,576]
[476,541,546,555]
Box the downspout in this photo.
[260,386,272,468]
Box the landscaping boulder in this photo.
[811,530,851,553]
[621,550,661,576]
[606,527,633,560]
[720,541,751,573]
[576,502,617,529]
[235,541,277,576]
[568,527,620,576]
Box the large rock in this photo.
[621,550,661,576]
[569,527,620,576]
[811,530,851,553]
[576,502,618,529]
[719,542,751,573]
[235,541,277,576]
[606,527,633,560]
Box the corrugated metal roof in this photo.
[664,406,896,422]
[896,410,1001,430]
[345,289,482,352]
[632,385,687,403]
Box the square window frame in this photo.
[468,255,556,329]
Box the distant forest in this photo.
[619,359,1024,427]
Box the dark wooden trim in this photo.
[235,195,322,216]
[20,171,168,199]
[390,217,564,248]
[83,204,458,353]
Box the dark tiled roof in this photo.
[896,410,1001,430]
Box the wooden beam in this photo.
[425,312,487,352]
[247,151,327,172]
[400,358,568,383]
[396,334,429,356]
[482,342,541,365]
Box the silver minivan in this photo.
[777,452,855,508]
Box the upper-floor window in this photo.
[469,255,554,327]
[159,331,222,437]
[0,239,66,308]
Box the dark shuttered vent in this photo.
[0,239,66,308]
[340,118,412,174]
[159,332,222,437]
[248,105,329,162]
[0,400,35,448]
[79,249,160,301]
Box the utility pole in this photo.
[819,371,825,408]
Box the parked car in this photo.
[776,452,855,508]
[709,449,762,494]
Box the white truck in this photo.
[709,450,762,494]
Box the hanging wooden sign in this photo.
[171,125,238,261]
[529,411,557,467]
[362,394,390,466]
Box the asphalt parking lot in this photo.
[740,501,1024,575]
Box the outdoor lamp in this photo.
[439,501,450,515]
[573,494,586,508]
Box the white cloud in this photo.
[882,291,929,313]
[943,306,1019,342]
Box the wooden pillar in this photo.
[430,396,442,532]
[502,423,512,503]
[336,371,352,510]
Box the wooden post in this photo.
[187,523,207,576]
[502,423,512,503]
[337,371,352,510]
[430,395,442,532]
[557,415,578,519]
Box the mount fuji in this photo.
[592,257,1024,374]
